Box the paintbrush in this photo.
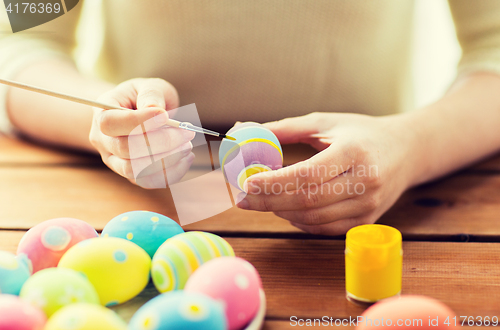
[0,78,235,140]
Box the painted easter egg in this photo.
[44,303,127,330]
[0,251,31,295]
[219,122,283,191]
[102,211,184,258]
[58,237,151,307]
[129,291,227,330]
[0,294,47,330]
[357,295,458,329]
[19,267,99,317]
[17,218,98,273]
[151,231,235,292]
[185,257,262,330]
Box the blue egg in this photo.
[102,211,184,258]
[0,251,31,295]
[129,291,227,330]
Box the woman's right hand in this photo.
[89,78,196,189]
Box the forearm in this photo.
[6,59,115,153]
[401,72,500,187]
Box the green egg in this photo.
[20,267,99,317]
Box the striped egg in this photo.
[151,232,235,292]
[219,122,283,191]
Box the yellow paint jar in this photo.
[345,224,402,304]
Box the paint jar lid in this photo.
[345,224,402,266]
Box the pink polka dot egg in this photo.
[185,257,264,330]
[0,294,47,330]
[17,218,98,273]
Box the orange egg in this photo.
[356,295,458,329]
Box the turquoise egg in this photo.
[129,291,227,330]
[102,211,184,258]
[0,251,31,295]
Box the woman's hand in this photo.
[89,78,196,189]
[236,112,420,235]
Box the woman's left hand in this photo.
[236,112,420,235]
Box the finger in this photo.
[135,78,179,111]
[97,87,136,110]
[244,144,356,194]
[262,113,333,145]
[135,152,195,189]
[127,127,195,159]
[290,217,365,236]
[238,175,363,211]
[142,127,195,158]
[98,107,171,137]
[273,198,370,226]
[100,126,193,160]
[104,142,193,179]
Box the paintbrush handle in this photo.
[0,77,184,128]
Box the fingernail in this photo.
[237,199,250,210]
[154,112,168,125]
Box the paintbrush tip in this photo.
[223,135,236,141]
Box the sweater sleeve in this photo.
[449,0,500,77]
[0,2,82,134]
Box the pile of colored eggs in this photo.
[0,210,264,330]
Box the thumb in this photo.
[262,114,320,145]
[135,79,179,111]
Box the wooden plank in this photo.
[2,136,500,238]
[0,135,314,167]
[467,153,500,173]
[0,166,303,233]
[261,322,480,329]
[0,231,498,321]
[0,167,181,229]
[263,320,354,329]
[378,174,500,239]
[0,230,24,253]
[0,136,101,166]
[4,166,500,239]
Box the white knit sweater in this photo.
[1,0,500,132]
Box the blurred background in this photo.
[411,0,461,110]
[74,0,462,113]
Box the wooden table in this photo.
[1,133,500,328]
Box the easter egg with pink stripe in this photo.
[151,231,235,293]
[219,122,283,191]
